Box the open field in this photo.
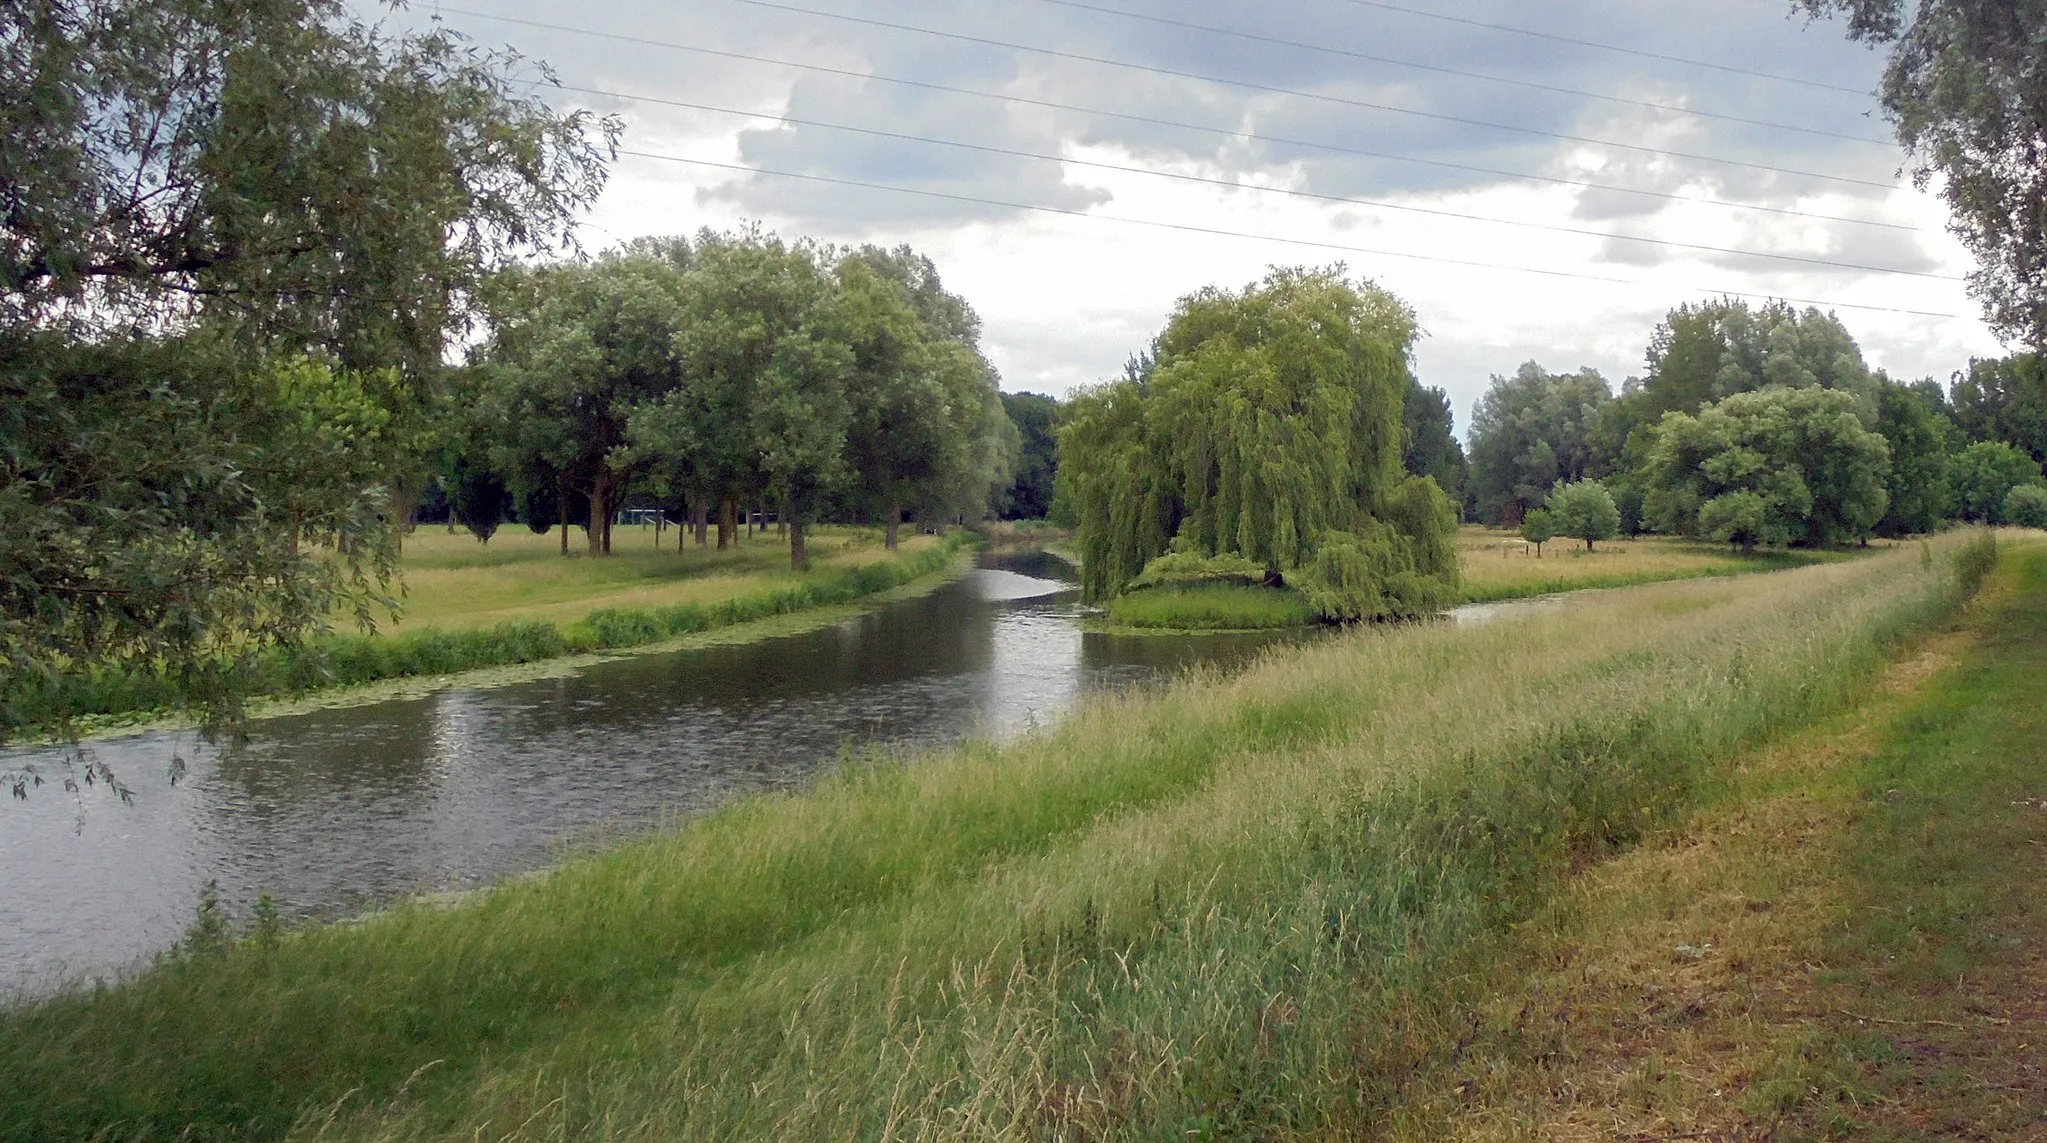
[1455,525,1843,602]
[389,526,939,632]
[0,531,1998,1141]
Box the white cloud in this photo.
[389,0,2007,430]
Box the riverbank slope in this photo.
[0,532,2000,1141]
[6,528,974,738]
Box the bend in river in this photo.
[1,549,1316,992]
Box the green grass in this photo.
[1105,583,1316,630]
[1364,533,2040,1141]
[3,531,974,734]
[1454,525,1846,603]
[0,532,1997,1142]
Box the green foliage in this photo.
[1999,483,2047,528]
[1000,392,1061,519]
[1402,383,1469,508]
[1546,479,1622,551]
[1104,584,1314,630]
[1804,3,2047,348]
[1519,508,1554,554]
[0,2,612,740]
[1635,298,1877,420]
[1873,378,1957,535]
[1644,387,1893,547]
[1950,440,2044,522]
[450,459,510,546]
[0,0,615,365]
[1466,361,1611,525]
[1125,550,1271,591]
[1949,354,2047,462]
[1060,266,1450,619]
[1292,519,1459,621]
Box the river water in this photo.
[1,550,1320,992]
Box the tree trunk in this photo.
[790,519,809,572]
[885,504,901,550]
[587,474,608,558]
[692,502,709,548]
[558,478,570,556]
[718,497,737,550]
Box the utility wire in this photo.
[577,86,1955,282]
[619,150,1961,320]
[1335,0,1872,96]
[729,0,1903,191]
[1033,0,1891,147]
[436,7,1919,234]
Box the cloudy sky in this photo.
[384,0,2003,435]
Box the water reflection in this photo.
[0,550,1306,991]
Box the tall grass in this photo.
[0,532,1996,1142]
[1105,583,1316,629]
[2,536,972,733]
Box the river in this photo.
[0,549,1320,993]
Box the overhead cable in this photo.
[728,0,1904,191]
[617,149,1962,320]
[433,7,1921,233]
[579,86,1955,282]
[1033,0,1892,146]
[1334,0,1872,96]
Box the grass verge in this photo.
[1104,583,1317,630]
[0,532,1996,1142]
[1376,533,2047,1141]
[4,534,975,736]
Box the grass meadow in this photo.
[1454,525,1838,602]
[0,530,1997,1141]
[390,525,937,632]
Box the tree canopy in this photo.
[1803,1,2047,348]
[1,0,612,742]
[1060,267,1458,618]
[1466,362,1611,525]
[1643,387,1892,550]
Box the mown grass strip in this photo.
[0,533,1995,1142]
[1369,537,2046,1141]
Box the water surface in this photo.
[0,550,1310,991]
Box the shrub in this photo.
[2001,482,2047,528]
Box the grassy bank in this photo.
[1105,582,1315,630]
[0,532,1995,1141]
[5,530,972,734]
[1382,534,2047,1139]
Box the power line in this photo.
[618,149,1962,320]
[577,86,1956,282]
[1335,0,1872,96]
[434,7,1919,234]
[730,0,1903,191]
[1033,0,1891,147]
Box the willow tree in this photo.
[1060,267,1458,616]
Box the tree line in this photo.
[428,230,1019,571]
[1463,299,2047,551]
